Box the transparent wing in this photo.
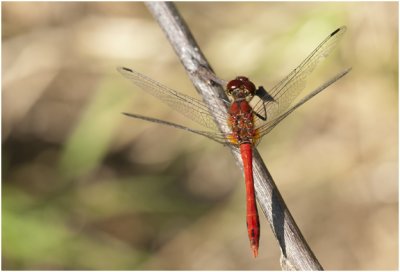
[254,68,351,143]
[117,67,228,131]
[253,26,347,128]
[122,112,233,145]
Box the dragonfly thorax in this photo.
[226,76,256,100]
[228,100,257,145]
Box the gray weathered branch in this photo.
[145,2,324,270]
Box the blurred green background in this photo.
[2,2,398,270]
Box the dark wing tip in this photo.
[117,66,133,73]
[331,25,347,36]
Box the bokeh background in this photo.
[2,2,398,270]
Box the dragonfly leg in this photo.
[254,86,277,121]
[253,100,267,121]
[254,109,267,121]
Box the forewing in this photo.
[253,26,347,127]
[117,67,227,131]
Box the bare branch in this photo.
[145,2,324,270]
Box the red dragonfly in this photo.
[118,26,348,257]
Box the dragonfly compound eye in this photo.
[236,76,249,82]
[227,79,242,94]
[227,77,257,97]
[242,80,256,95]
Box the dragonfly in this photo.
[117,26,349,258]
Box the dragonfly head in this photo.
[226,76,256,100]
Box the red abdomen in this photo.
[240,143,260,257]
